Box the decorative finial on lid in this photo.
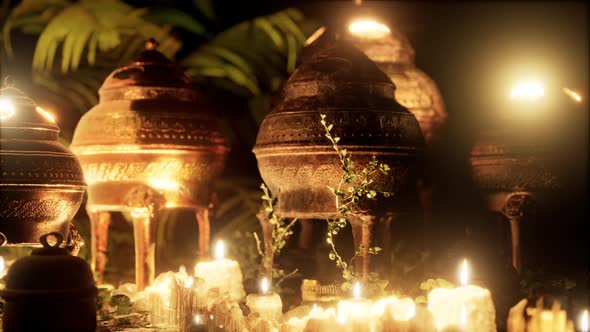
[145,38,159,51]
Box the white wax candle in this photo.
[246,278,283,321]
[427,259,496,332]
[193,241,245,302]
[336,282,372,332]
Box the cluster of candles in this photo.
[127,241,588,332]
[1,242,586,332]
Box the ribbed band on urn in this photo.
[253,38,424,219]
[0,87,86,246]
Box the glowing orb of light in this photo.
[510,80,545,101]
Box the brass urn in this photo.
[253,37,424,277]
[344,19,447,145]
[70,40,228,289]
[0,86,85,247]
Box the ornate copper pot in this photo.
[470,116,560,273]
[70,41,228,289]
[0,86,85,247]
[0,233,97,332]
[253,38,424,278]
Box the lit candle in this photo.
[581,310,589,332]
[246,277,283,321]
[336,282,372,332]
[427,259,496,332]
[193,240,245,303]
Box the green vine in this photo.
[320,114,392,296]
[254,183,298,285]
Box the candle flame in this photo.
[460,259,469,286]
[0,97,15,120]
[460,304,467,330]
[261,277,270,295]
[353,281,361,299]
[179,265,186,274]
[348,18,391,39]
[582,310,589,332]
[0,256,5,278]
[36,106,55,123]
[511,80,544,101]
[214,240,224,260]
[563,87,583,103]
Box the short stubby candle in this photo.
[427,259,496,332]
[193,240,245,302]
[246,277,283,321]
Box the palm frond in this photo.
[182,8,321,98]
[2,0,69,57]
[6,0,180,73]
[144,7,208,37]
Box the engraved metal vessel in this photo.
[0,86,85,247]
[253,37,424,278]
[70,41,228,289]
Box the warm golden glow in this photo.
[563,87,583,103]
[260,277,270,295]
[348,18,391,39]
[511,80,544,101]
[0,256,5,278]
[305,26,326,46]
[36,106,56,123]
[460,259,469,286]
[0,97,15,120]
[581,310,589,332]
[214,240,225,261]
[353,281,361,299]
[178,265,187,274]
